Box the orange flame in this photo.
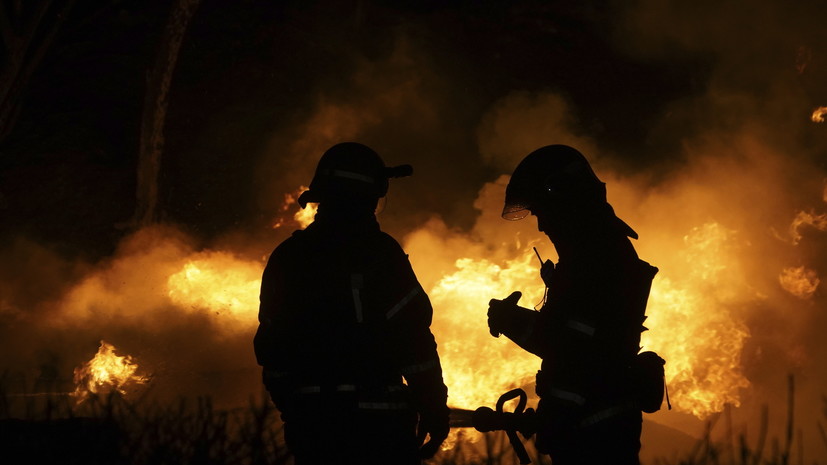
[430,253,545,409]
[273,186,316,229]
[812,107,827,123]
[641,223,751,417]
[166,251,261,328]
[72,340,148,400]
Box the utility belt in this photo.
[535,349,669,416]
[291,381,411,412]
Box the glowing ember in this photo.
[812,106,827,123]
[72,340,148,400]
[779,266,820,299]
[166,251,261,326]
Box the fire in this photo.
[294,203,317,228]
[789,210,827,244]
[779,266,820,299]
[812,106,827,123]
[166,251,261,327]
[641,223,751,417]
[429,253,545,409]
[72,340,148,400]
[273,185,316,229]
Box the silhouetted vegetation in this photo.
[1,375,825,465]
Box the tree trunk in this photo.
[133,0,200,227]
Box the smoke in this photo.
[0,226,266,406]
[3,1,827,460]
[476,91,599,173]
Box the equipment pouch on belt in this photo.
[632,351,667,413]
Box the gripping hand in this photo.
[488,291,522,337]
[418,407,450,459]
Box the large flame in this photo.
[641,223,751,417]
[72,340,148,400]
[429,253,545,408]
[166,251,261,325]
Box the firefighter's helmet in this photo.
[298,142,412,208]
[503,144,638,238]
[502,145,605,220]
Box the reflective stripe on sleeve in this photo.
[399,359,439,375]
[566,319,596,337]
[548,387,586,406]
[263,369,289,381]
[295,384,358,394]
[296,386,321,394]
[385,287,420,320]
[351,274,364,323]
[358,401,409,410]
[579,401,637,427]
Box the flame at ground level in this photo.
[72,340,148,401]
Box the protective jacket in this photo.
[498,236,658,464]
[254,206,448,464]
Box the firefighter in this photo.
[254,142,449,465]
[487,145,659,465]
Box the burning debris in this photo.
[72,340,148,402]
[811,107,827,123]
[779,266,820,299]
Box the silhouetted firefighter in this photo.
[254,143,449,464]
[482,145,666,465]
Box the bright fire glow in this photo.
[72,340,148,400]
[167,251,261,326]
[779,266,820,299]
[641,223,751,417]
[273,186,316,229]
[429,253,545,409]
[812,106,827,123]
[294,203,317,228]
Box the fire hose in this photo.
[449,388,536,464]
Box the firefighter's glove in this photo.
[488,291,523,338]
[417,406,450,459]
[540,259,555,287]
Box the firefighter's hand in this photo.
[540,259,555,287]
[417,408,449,459]
[488,291,522,337]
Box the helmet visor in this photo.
[502,201,530,220]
